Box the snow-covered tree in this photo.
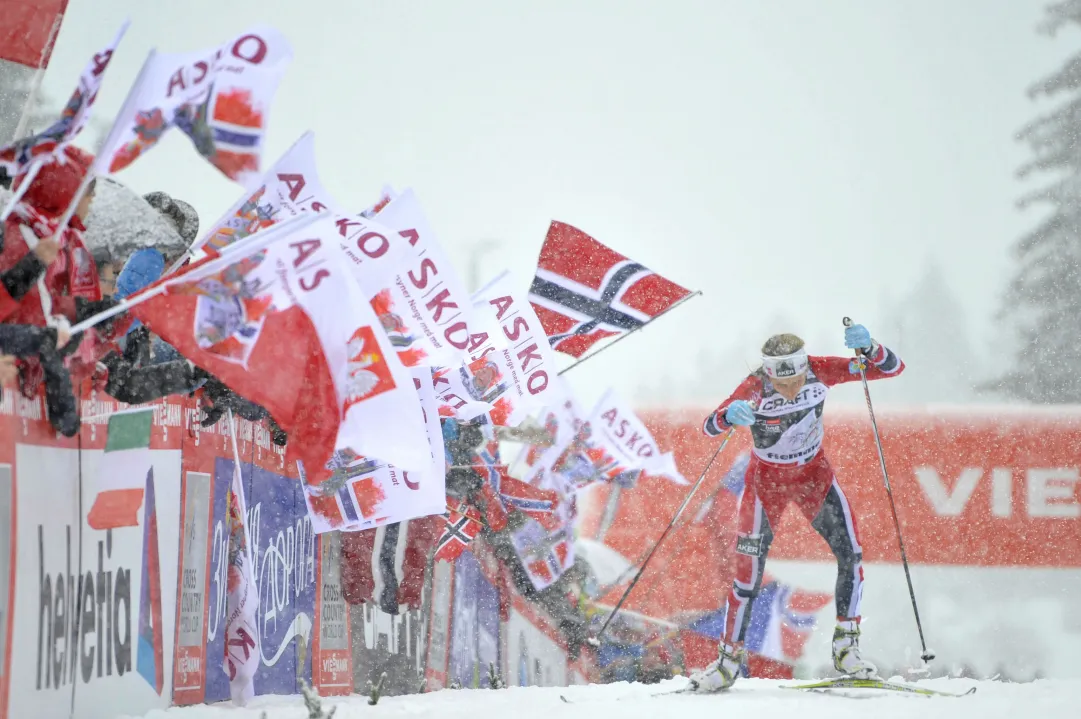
[985,0,1081,403]
[876,260,979,405]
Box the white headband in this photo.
[762,351,809,379]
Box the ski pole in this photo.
[843,317,934,663]
[614,459,739,614]
[586,426,735,647]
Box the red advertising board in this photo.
[582,406,1081,617]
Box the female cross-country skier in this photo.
[689,322,904,692]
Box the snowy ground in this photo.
[124,677,1081,719]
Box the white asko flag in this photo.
[586,388,688,484]
[284,215,431,473]
[407,365,449,516]
[468,270,564,422]
[194,131,412,293]
[55,20,131,148]
[348,366,445,529]
[515,378,585,476]
[371,189,477,367]
[95,25,292,186]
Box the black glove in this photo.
[196,372,274,427]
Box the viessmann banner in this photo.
[591,407,1081,567]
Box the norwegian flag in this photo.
[685,576,831,666]
[433,502,483,562]
[529,221,692,358]
[510,518,574,591]
[474,447,560,528]
[315,455,384,526]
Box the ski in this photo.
[651,687,699,697]
[783,677,977,698]
[562,685,711,703]
[647,682,724,697]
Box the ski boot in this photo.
[832,619,877,678]
[688,643,744,692]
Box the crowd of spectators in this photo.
[0,149,284,440]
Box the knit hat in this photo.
[13,145,94,219]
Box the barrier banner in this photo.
[0,423,13,719]
[74,401,183,719]
[0,391,72,719]
[448,551,500,688]
[504,593,567,688]
[0,393,184,719]
[173,408,349,703]
[348,562,430,696]
[424,559,454,689]
[313,532,351,695]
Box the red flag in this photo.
[128,214,430,516]
[132,285,339,498]
[433,504,483,563]
[528,221,691,357]
[0,1,67,69]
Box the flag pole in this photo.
[557,290,702,376]
[586,427,734,646]
[50,48,157,236]
[67,284,167,335]
[67,210,322,335]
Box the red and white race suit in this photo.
[702,343,904,645]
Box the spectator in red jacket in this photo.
[0,145,99,330]
[0,146,99,436]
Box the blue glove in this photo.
[844,323,872,350]
[725,400,756,426]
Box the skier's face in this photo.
[772,374,806,401]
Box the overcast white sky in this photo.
[34,0,1076,409]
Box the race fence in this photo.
[4,395,1081,717]
[0,389,590,719]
